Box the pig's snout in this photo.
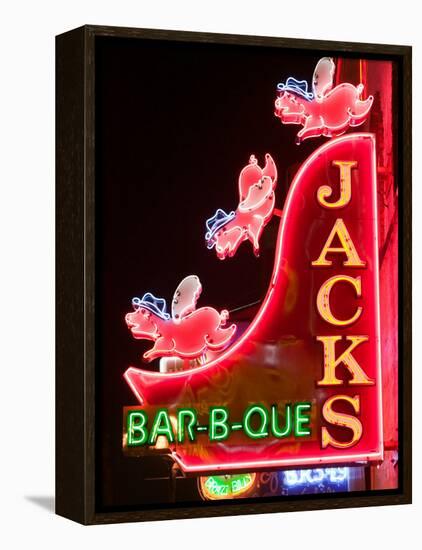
[125,312,135,326]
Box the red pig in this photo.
[205,154,278,259]
[125,277,236,362]
[274,83,373,143]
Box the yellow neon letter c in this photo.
[317,275,362,326]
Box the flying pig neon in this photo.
[205,154,278,259]
[275,57,373,143]
[125,275,236,362]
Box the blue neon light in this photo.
[205,208,236,248]
[276,77,314,101]
[278,467,350,495]
[283,467,349,487]
[131,292,171,320]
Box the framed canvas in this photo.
[56,25,412,524]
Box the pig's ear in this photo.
[238,155,262,201]
[171,275,202,321]
[262,153,277,183]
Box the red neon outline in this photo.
[173,451,383,473]
[124,133,384,473]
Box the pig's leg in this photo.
[247,217,265,256]
[206,324,237,349]
[143,336,175,361]
[296,115,324,143]
[219,226,243,258]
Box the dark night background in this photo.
[95,35,335,511]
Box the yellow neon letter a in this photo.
[312,218,365,267]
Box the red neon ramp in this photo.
[124,133,383,474]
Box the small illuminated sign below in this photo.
[199,473,256,500]
[281,468,350,495]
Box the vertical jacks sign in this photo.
[124,132,383,473]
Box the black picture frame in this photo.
[56,24,412,525]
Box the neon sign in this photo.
[283,468,349,487]
[275,57,373,143]
[126,275,236,361]
[126,402,311,446]
[199,473,257,500]
[280,467,351,495]
[205,154,278,259]
[123,133,383,473]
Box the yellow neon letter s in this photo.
[321,394,363,449]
